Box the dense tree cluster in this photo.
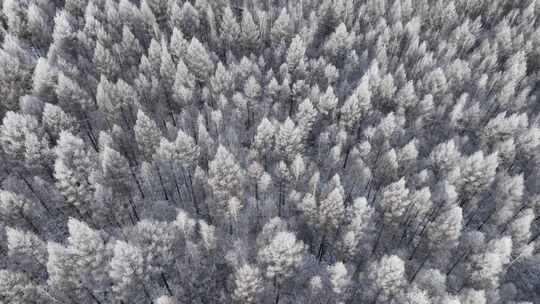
[0,0,540,303]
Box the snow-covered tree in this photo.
[54,131,96,216]
[6,227,47,276]
[109,241,151,303]
[366,255,406,303]
[232,263,263,304]
[185,37,214,81]
[275,118,303,161]
[209,145,244,205]
[134,109,161,160]
[0,269,43,303]
[0,0,538,302]
[258,230,305,302]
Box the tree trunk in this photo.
[317,234,326,262]
[410,253,430,283]
[82,112,99,152]
[409,227,428,261]
[278,182,283,217]
[161,272,173,296]
[120,106,132,129]
[21,213,40,234]
[274,277,281,304]
[155,164,169,201]
[18,173,51,214]
[477,207,498,231]
[172,167,184,206]
[130,166,145,199]
[342,145,351,169]
[187,170,200,215]
[371,222,385,256]
[446,250,471,276]
[85,286,103,304]
[128,197,140,222]
[128,212,136,225]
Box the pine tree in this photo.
[160,41,176,90]
[100,145,132,199]
[0,269,43,303]
[240,9,260,53]
[6,227,47,276]
[286,34,306,74]
[258,230,305,303]
[380,178,410,226]
[185,37,214,81]
[427,205,463,251]
[430,139,461,178]
[467,237,512,289]
[163,129,200,169]
[170,28,188,62]
[324,23,353,67]
[48,218,111,302]
[211,62,233,96]
[295,98,318,140]
[134,109,161,160]
[32,57,56,102]
[42,103,75,140]
[54,132,96,216]
[318,85,338,117]
[319,177,345,232]
[46,241,80,301]
[340,197,375,259]
[131,219,176,281]
[243,75,261,128]
[270,8,293,45]
[0,1,538,302]
[0,35,35,113]
[366,255,406,303]
[55,72,93,113]
[328,261,351,301]
[458,151,498,204]
[109,241,151,303]
[93,42,119,80]
[0,111,41,164]
[341,76,371,130]
[177,2,200,38]
[232,263,263,304]
[172,59,196,109]
[254,117,275,161]
[275,117,303,161]
[208,145,243,203]
[220,6,240,52]
[118,25,142,70]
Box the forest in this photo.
[0,0,540,303]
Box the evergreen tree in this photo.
[366,255,406,303]
[6,227,47,277]
[209,145,244,206]
[240,10,260,53]
[185,37,214,81]
[270,8,293,45]
[258,230,305,303]
[0,269,43,303]
[275,118,303,161]
[109,241,151,303]
[220,6,240,52]
[54,131,96,216]
[232,263,263,304]
[134,109,161,160]
[0,0,538,302]
[341,76,371,130]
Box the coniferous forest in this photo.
[1,0,540,303]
